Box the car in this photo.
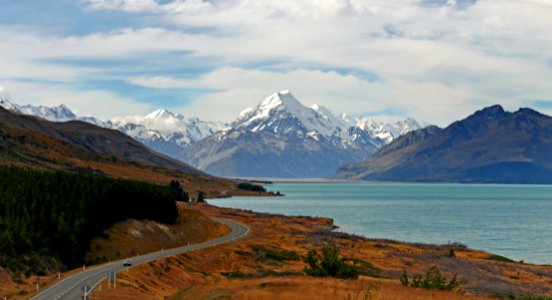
[122,260,132,267]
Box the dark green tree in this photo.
[197,191,206,202]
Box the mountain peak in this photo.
[238,90,305,126]
[145,108,178,120]
[472,104,507,120]
[261,90,302,111]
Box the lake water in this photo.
[210,183,552,264]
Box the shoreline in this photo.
[211,184,552,266]
[209,200,550,267]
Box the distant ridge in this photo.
[333,105,552,183]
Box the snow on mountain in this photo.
[0,98,20,112]
[112,109,227,147]
[0,97,227,160]
[231,91,417,144]
[0,98,76,122]
[234,91,351,140]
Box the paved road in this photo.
[31,218,249,300]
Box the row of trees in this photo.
[0,166,179,272]
[169,180,205,202]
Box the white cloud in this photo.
[1,82,152,120]
[2,0,552,125]
[128,64,552,125]
[84,0,159,12]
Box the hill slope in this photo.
[0,107,258,197]
[333,105,552,183]
[0,106,201,175]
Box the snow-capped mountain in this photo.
[1,92,422,178]
[0,97,226,159]
[1,98,77,122]
[182,91,422,178]
[108,108,228,158]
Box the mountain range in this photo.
[182,91,420,177]
[333,105,552,183]
[1,92,421,178]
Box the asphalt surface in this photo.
[31,218,249,300]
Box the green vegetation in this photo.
[341,257,381,278]
[487,254,517,263]
[0,166,178,274]
[248,245,300,262]
[400,266,461,291]
[303,243,362,280]
[235,245,300,263]
[237,182,267,192]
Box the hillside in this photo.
[333,105,552,183]
[0,107,257,197]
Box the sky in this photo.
[1,0,552,125]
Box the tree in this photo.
[197,191,206,202]
[169,180,183,200]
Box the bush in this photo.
[303,243,361,280]
[245,245,300,262]
[401,266,461,291]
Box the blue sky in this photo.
[1,0,552,124]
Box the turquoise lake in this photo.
[210,183,552,264]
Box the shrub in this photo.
[303,243,361,280]
[401,266,461,291]
[248,245,300,262]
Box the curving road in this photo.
[31,218,248,300]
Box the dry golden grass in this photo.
[85,205,230,263]
[89,203,552,300]
[171,277,491,300]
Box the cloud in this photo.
[127,63,552,124]
[1,82,152,120]
[83,0,212,13]
[2,0,552,125]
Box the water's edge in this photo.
[211,182,552,265]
